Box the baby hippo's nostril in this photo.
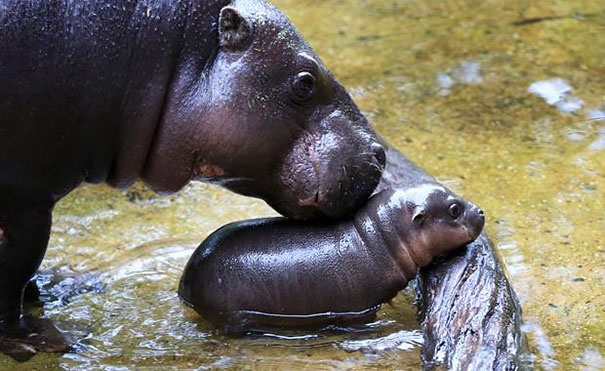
[478,208,484,216]
[370,142,386,169]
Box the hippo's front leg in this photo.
[0,196,70,361]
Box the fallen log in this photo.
[376,143,526,370]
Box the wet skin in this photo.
[179,184,485,332]
[0,0,384,359]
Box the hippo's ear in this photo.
[218,6,252,51]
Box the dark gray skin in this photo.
[178,184,485,332]
[0,0,384,359]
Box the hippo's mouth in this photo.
[207,151,383,220]
[298,191,321,208]
[213,127,384,220]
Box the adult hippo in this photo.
[0,0,384,359]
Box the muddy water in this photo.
[3,0,604,369]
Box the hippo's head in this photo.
[143,0,384,220]
[391,185,485,266]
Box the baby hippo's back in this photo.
[179,216,403,331]
[179,185,484,332]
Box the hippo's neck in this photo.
[0,0,231,196]
[108,0,232,189]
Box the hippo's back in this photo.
[0,0,205,195]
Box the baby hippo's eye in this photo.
[448,202,463,219]
[291,71,316,102]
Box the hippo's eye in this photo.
[291,71,316,102]
[448,202,463,219]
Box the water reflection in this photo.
[527,78,585,114]
[436,60,483,96]
[588,126,605,151]
[521,320,558,370]
[577,347,605,371]
[341,330,423,353]
[25,226,424,370]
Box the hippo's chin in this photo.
[264,178,382,220]
[261,137,385,220]
[222,179,373,220]
[217,179,318,220]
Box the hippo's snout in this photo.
[370,142,387,169]
[268,132,384,220]
[314,141,385,218]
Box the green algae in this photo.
[1,0,603,369]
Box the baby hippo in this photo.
[179,184,484,332]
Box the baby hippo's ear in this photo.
[412,208,427,226]
[218,6,252,51]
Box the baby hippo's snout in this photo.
[464,202,485,241]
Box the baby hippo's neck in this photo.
[352,190,420,286]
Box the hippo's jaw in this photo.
[214,133,385,220]
[266,112,385,220]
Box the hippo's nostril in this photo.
[478,209,484,216]
[370,142,386,169]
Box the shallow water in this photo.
[3,0,604,369]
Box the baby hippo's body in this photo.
[179,184,484,332]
